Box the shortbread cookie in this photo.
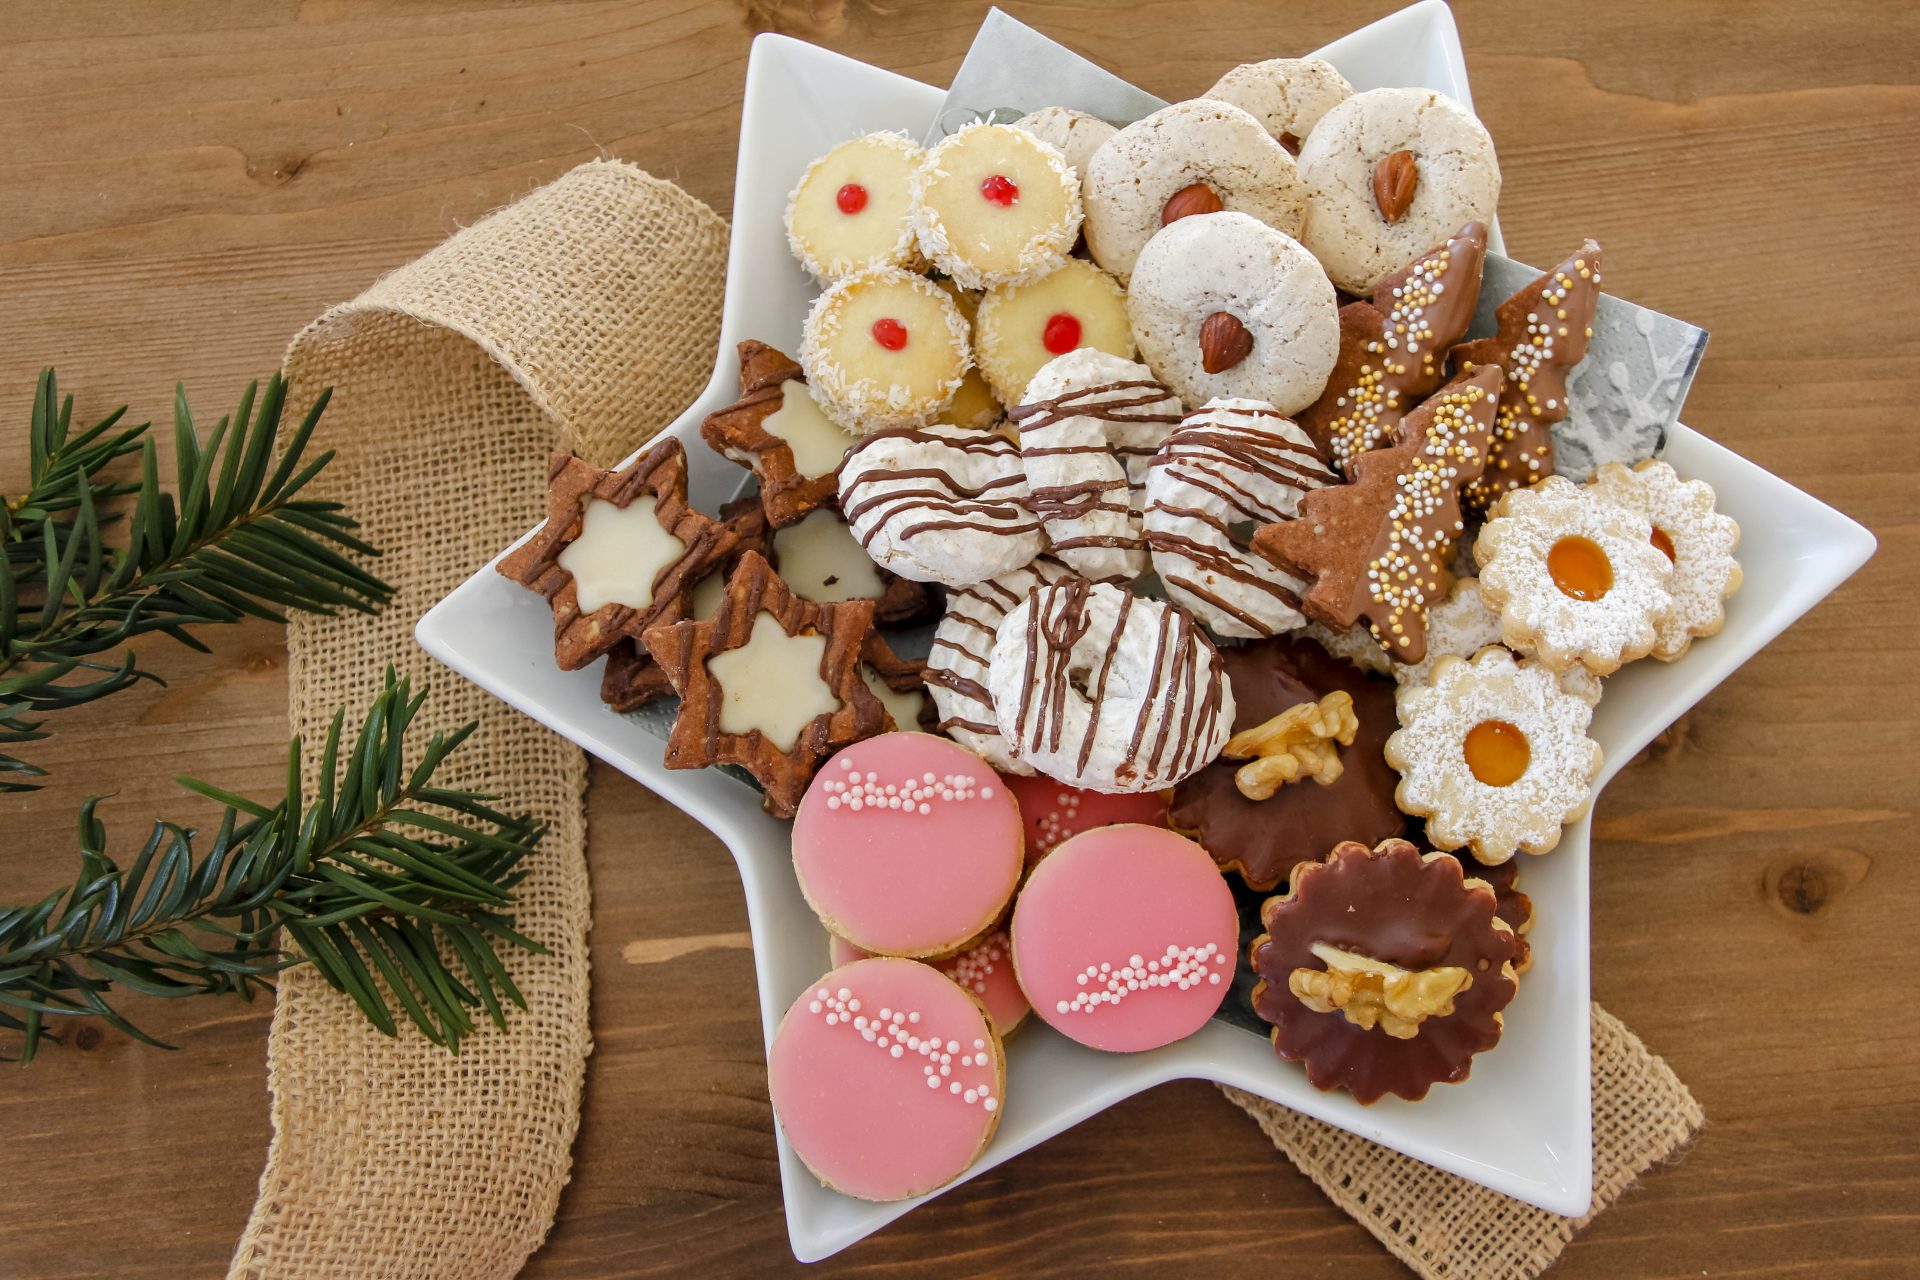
[1475,474,1674,675]
[1454,241,1604,510]
[1296,88,1500,293]
[1011,825,1237,1052]
[974,259,1134,406]
[1250,838,1518,1103]
[700,341,853,526]
[1254,364,1502,664]
[839,421,1044,586]
[1013,106,1117,181]
[1168,637,1405,889]
[990,578,1233,792]
[1084,99,1308,284]
[785,131,927,282]
[1396,577,1603,706]
[924,558,1077,772]
[1127,211,1338,413]
[935,368,1003,430]
[800,266,971,435]
[911,123,1081,290]
[498,441,738,670]
[997,771,1169,868]
[830,930,1031,1038]
[1202,58,1354,153]
[1011,348,1181,581]
[1297,222,1489,474]
[768,958,1003,1200]
[1584,459,1741,661]
[793,733,1022,958]
[1144,398,1336,638]
[1387,647,1603,862]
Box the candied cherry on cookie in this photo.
[769,957,1004,1201]
[923,557,1077,772]
[784,131,927,282]
[910,123,1081,290]
[1250,838,1518,1104]
[974,259,1134,406]
[799,266,971,435]
[1474,474,1675,675]
[1386,646,1603,863]
[830,929,1031,1039]
[1010,825,1238,1052]
[1584,459,1741,661]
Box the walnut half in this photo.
[1221,691,1359,800]
[1288,942,1471,1039]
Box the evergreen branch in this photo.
[0,370,393,789]
[0,671,548,1063]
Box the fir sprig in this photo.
[0,369,392,791]
[0,671,547,1063]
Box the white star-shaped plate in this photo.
[416,1,1875,1261]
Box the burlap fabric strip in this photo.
[230,158,1700,1279]
[228,160,727,1280]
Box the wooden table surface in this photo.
[2,2,1915,1276]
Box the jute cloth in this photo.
[232,159,1702,1279]
[229,160,728,1279]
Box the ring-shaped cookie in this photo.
[1201,58,1354,154]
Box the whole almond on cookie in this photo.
[1199,312,1254,373]
[1372,150,1418,223]
[1161,181,1225,226]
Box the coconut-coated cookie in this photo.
[1083,98,1308,284]
[1296,87,1500,294]
[975,259,1134,407]
[1127,211,1338,413]
[785,132,928,282]
[911,123,1081,290]
[1201,58,1354,154]
[800,266,971,435]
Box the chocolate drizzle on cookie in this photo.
[923,559,1076,763]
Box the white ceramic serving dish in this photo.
[415,2,1876,1261]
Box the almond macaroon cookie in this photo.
[1013,105,1117,182]
[910,122,1081,290]
[785,131,927,282]
[1296,87,1501,294]
[1126,210,1338,413]
[1201,57,1355,154]
[974,259,1134,406]
[1083,98,1308,284]
[800,266,971,434]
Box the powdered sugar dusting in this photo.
[1584,460,1741,661]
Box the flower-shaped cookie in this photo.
[1474,475,1674,675]
[1398,577,1602,707]
[1386,647,1602,863]
[1585,460,1741,661]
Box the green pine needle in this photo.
[1,369,393,791]
[0,670,548,1063]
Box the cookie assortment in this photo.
[494,42,1744,1201]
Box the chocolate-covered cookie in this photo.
[1169,636,1404,889]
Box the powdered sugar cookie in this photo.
[911,123,1081,290]
[1013,106,1117,182]
[1296,88,1500,293]
[990,578,1233,792]
[1475,475,1674,675]
[839,422,1043,587]
[800,267,970,435]
[1386,647,1603,863]
[1144,398,1335,638]
[1584,460,1742,661]
[785,131,927,282]
[974,259,1134,406]
[1127,211,1338,413]
[1202,58,1354,153]
[768,958,1003,1200]
[1299,622,1394,675]
[924,557,1077,771]
[1010,349,1182,581]
[1398,577,1603,706]
[1083,99,1308,284]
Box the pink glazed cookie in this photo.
[792,733,1023,957]
[1011,825,1238,1052]
[769,957,1005,1201]
[831,930,1032,1038]
[998,771,1170,868]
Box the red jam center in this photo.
[1042,312,1082,355]
[870,318,908,351]
[980,174,1019,206]
[835,183,869,215]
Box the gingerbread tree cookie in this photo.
[496,440,737,671]
[1452,239,1603,511]
[1253,363,1501,664]
[700,341,855,527]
